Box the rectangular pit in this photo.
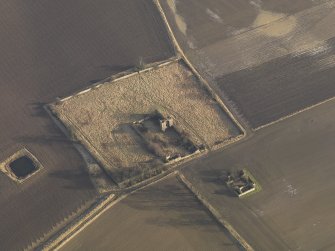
[0,148,43,183]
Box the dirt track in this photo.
[0,1,173,249]
[181,98,335,250]
[60,176,242,251]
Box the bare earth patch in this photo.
[51,60,239,184]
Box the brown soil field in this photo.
[181,99,335,250]
[0,0,173,249]
[60,175,242,251]
[160,0,335,129]
[52,60,240,182]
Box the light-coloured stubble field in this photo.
[52,60,238,173]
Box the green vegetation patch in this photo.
[239,169,262,198]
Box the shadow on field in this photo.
[88,79,105,85]
[14,106,75,145]
[98,64,132,74]
[198,168,224,184]
[48,169,93,190]
[123,182,228,229]
[14,135,73,145]
[121,180,242,249]
[195,169,236,198]
[30,102,48,118]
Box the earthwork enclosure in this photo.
[51,60,241,185]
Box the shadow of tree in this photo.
[29,102,48,118]
[48,169,94,190]
[14,135,74,145]
[120,178,243,249]
[124,182,216,227]
[124,180,227,229]
[99,64,132,72]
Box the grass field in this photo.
[52,60,240,183]
[60,175,242,251]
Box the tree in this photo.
[135,57,146,71]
